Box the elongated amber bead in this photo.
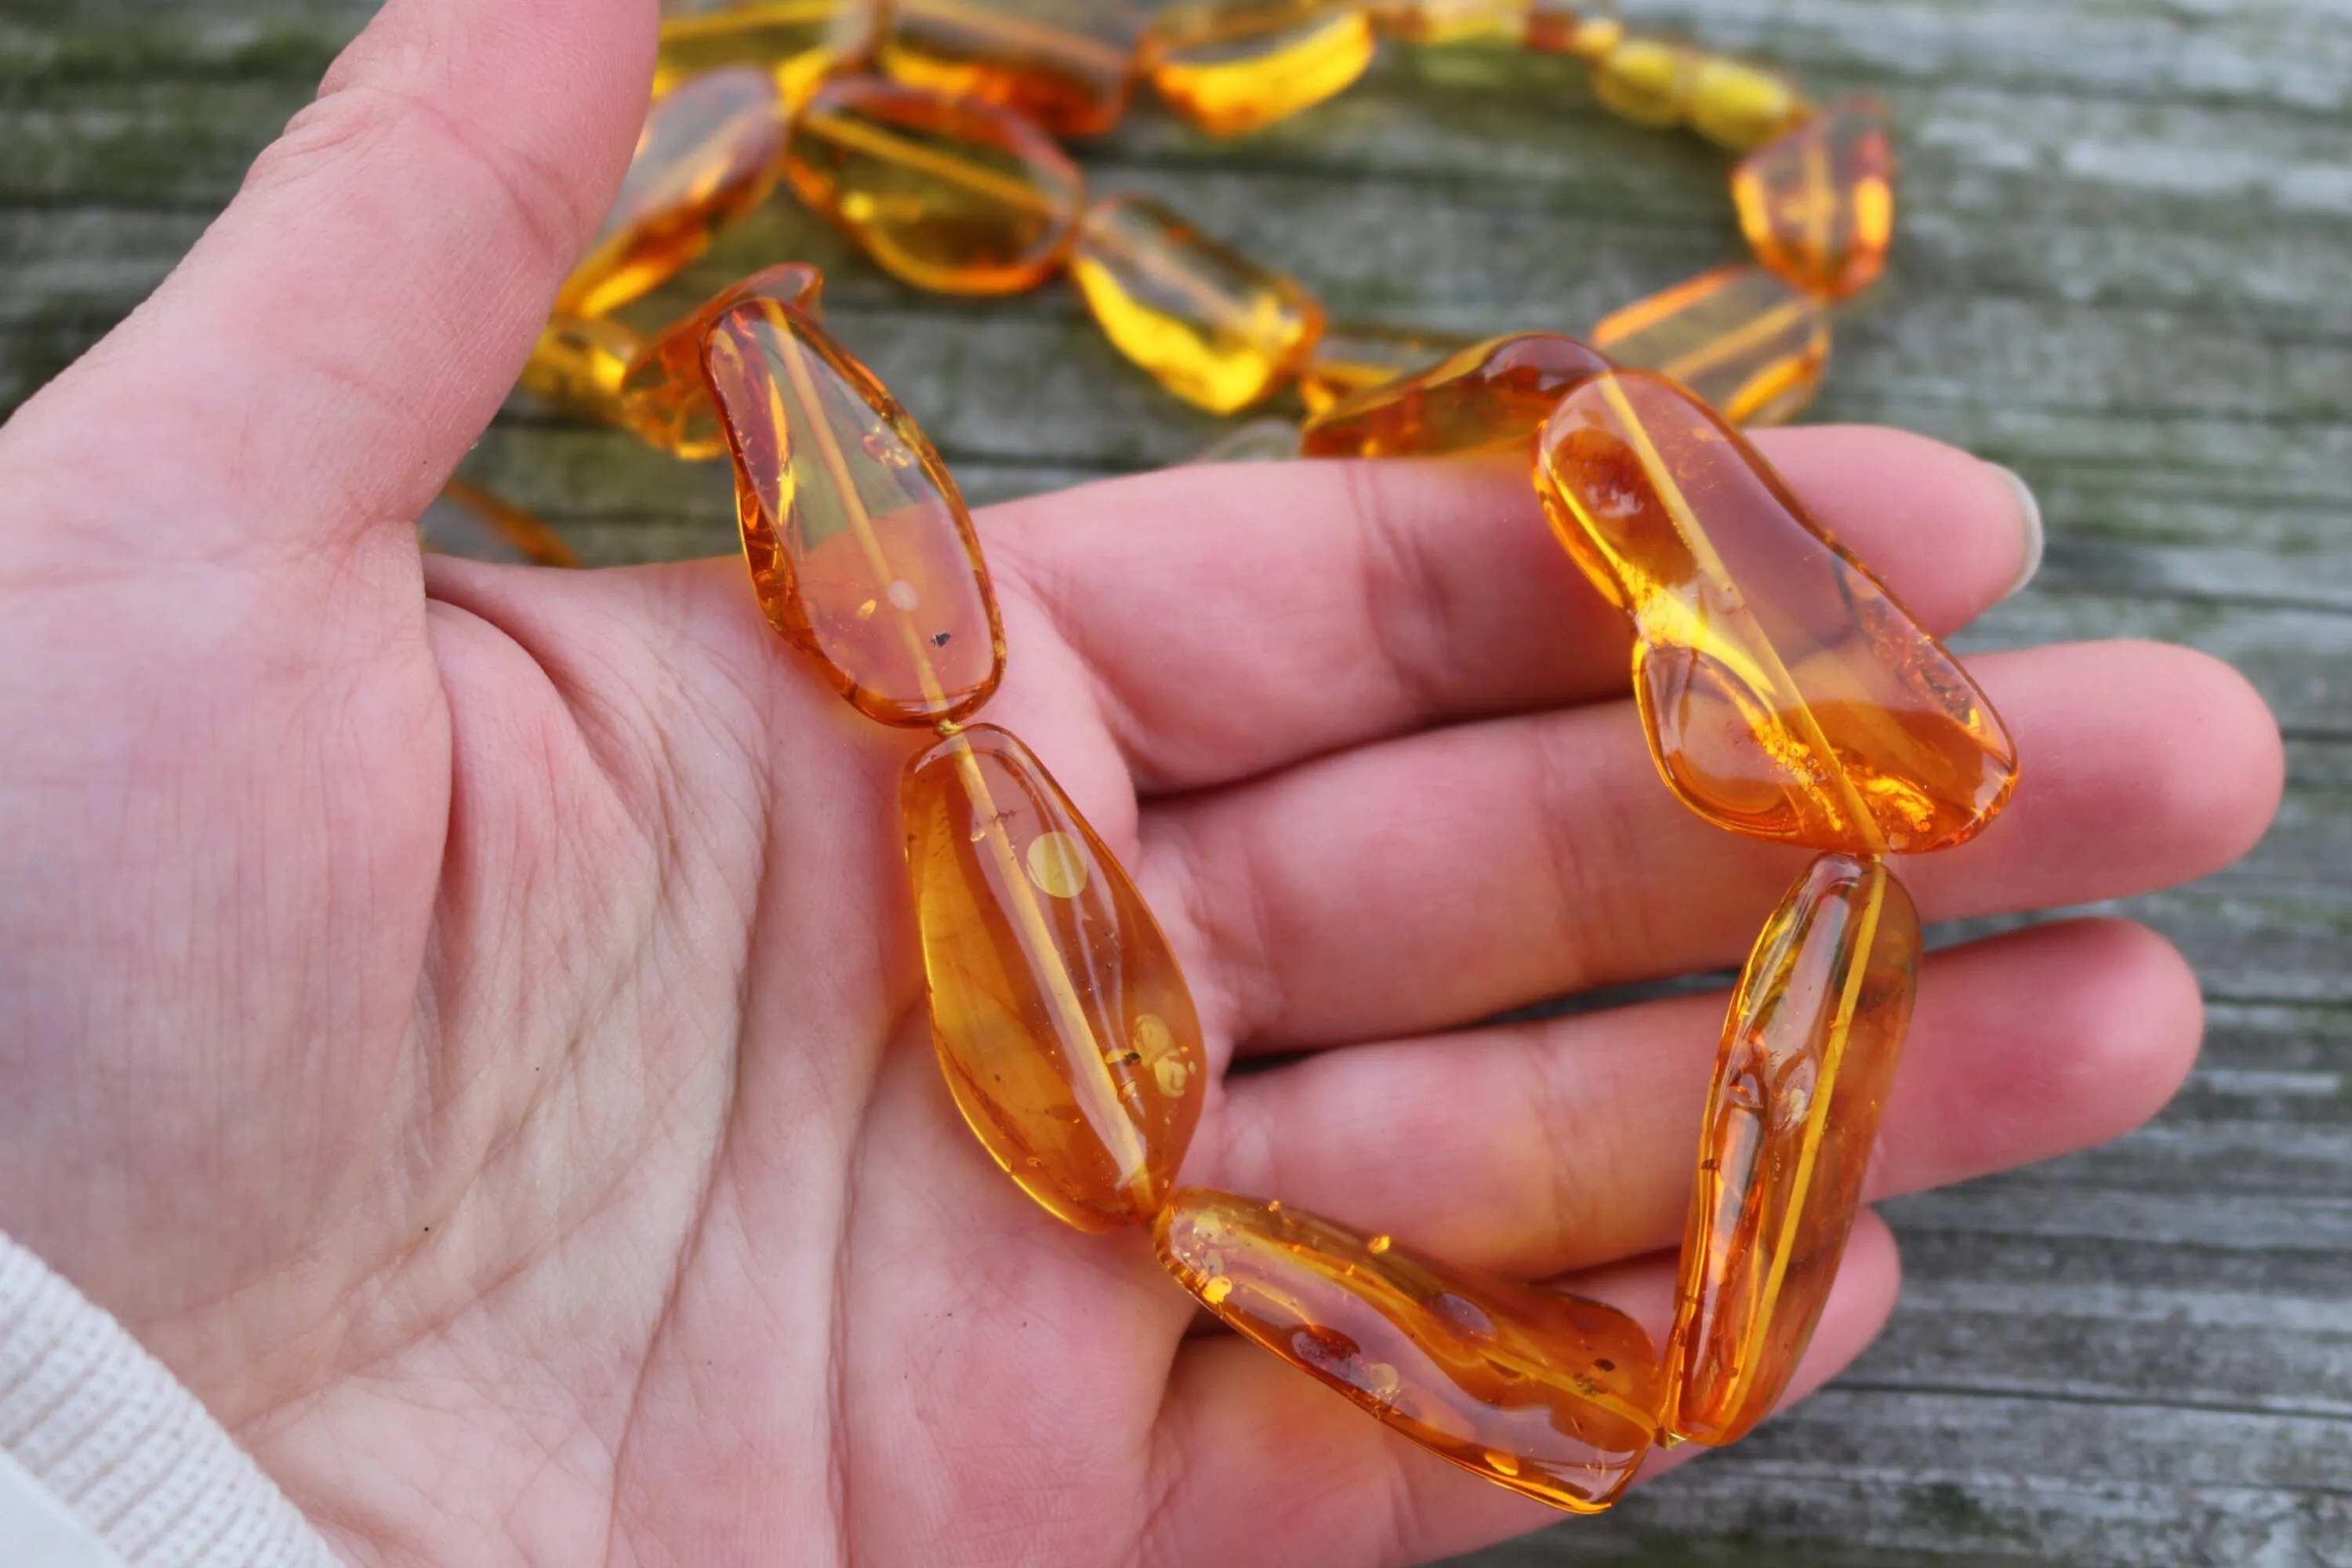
[1668,854,1920,1446]
[880,0,1145,137]
[1156,1192,1658,1512]
[558,67,787,318]
[1536,370,2018,855]
[906,726,1207,1231]
[1369,0,1528,45]
[655,0,880,105]
[787,77,1085,295]
[1299,332,1612,457]
[1071,195,1326,413]
[1298,321,1479,416]
[1687,56,1808,151]
[520,314,642,421]
[1144,0,1378,137]
[1523,0,1621,58]
[1589,34,1698,127]
[416,482,579,568]
[618,263,826,459]
[1733,98,1896,301]
[703,299,1005,725]
[1591,265,1828,428]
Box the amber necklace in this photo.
[439,0,2016,1517]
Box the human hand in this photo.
[0,1,2284,1563]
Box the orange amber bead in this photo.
[906,725,1207,1231]
[520,314,642,420]
[1298,321,1479,416]
[1156,1192,1659,1512]
[1668,854,1920,1446]
[1591,265,1828,428]
[1535,370,2018,855]
[1143,0,1378,137]
[703,299,1005,725]
[655,0,880,105]
[618,263,826,459]
[1071,195,1326,414]
[880,0,1145,137]
[557,67,786,319]
[1733,98,1896,302]
[416,481,579,568]
[1368,0,1529,45]
[787,77,1085,295]
[1299,332,1612,457]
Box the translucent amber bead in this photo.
[1535,371,2018,855]
[1144,0,1378,137]
[1687,56,1808,151]
[416,482,579,568]
[1298,332,1612,458]
[1368,0,1529,45]
[1298,322,1479,416]
[1071,195,1326,414]
[786,77,1085,295]
[1156,1192,1658,1512]
[1589,35,1699,127]
[520,314,642,420]
[703,299,1004,725]
[1668,854,1920,1446]
[557,67,787,319]
[1733,98,1896,302]
[618,263,826,459]
[1590,265,1828,428]
[655,0,880,105]
[906,725,1206,1230]
[1524,0,1621,58]
[880,0,1145,137]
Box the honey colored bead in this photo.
[1687,55,1808,151]
[1733,98,1896,301]
[1589,34,1699,127]
[1523,0,1621,58]
[1668,854,1920,1446]
[618,263,826,459]
[1071,195,1326,413]
[905,725,1207,1231]
[416,482,579,568]
[1299,332,1612,457]
[557,67,787,318]
[1298,321,1479,416]
[1368,0,1528,45]
[703,299,1005,725]
[520,314,642,421]
[1156,1192,1659,1512]
[1535,371,2018,855]
[880,0,1145,137]
[787,77,1085,295]
[1590,265,1828,427]
[655,0,880,105]
[1144,0,1377,137]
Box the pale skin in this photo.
[0,0,2287,1563]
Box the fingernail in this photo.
[1984,462,2044,599]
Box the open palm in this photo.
[0,2,2283,1564]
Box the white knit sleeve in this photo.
[0,1233,343,1568]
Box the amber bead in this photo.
[787,77,1085,296]
[1590,265,1828,428]
[1733,98,1896,302]
[1298,332,1612,458]
[1144,0,1378,137]
[416,482,579,568]
[618,263,826,460]
[558,66,787,319]
[703,299,1005,725]
[1687,56,1808,151]
[880,0,1145,137]
[1589,34,1698,127]
[1523,0,1621,58]
[1156,1192,1658,1512]
[1668,854,1920,1446]
[1298,322,1479,416]
[906,726,1206,1231]
[1369,0,1529,45]
[1535,371,2018,855]
[1071,195,1326,414]
[520,314,642,420]
[655,0,880,105]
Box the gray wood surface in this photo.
[2,0,2347,1563]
